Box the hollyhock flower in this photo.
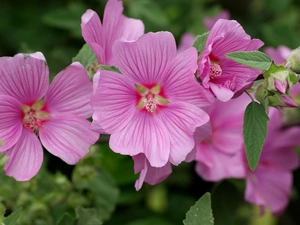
[264,46,291,65]
[91,31,213,168]
[197,19,264,102]
[81,0,144,65]
[244,108,300,215]
[0,52,99,181]
[203,10,230,30]
[177,33,195,53]
[194,93,249,181]
[133,153,172,191]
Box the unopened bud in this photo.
[286,47,300,74]
[274,78,288,94]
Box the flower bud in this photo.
[286,47,300,74]
[274,78,288,94]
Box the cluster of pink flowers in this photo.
[0,0,299,217]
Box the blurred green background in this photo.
[0,0,300,224]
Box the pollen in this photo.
[210,63,222,79]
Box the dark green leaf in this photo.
[192,32,209,53]
[72,44,98,79]
[57,213,76,225]
[3,207,22,225]
[76,207,103,225]
[183,193,214,225]
[243,102,269,170]
[226,51,272,71]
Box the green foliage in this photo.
[192,32,209,53]
[243,102,269,170]
[3,208,22,225]
[76,207,103,225]
[72,44,98,79]
[57,213,75,225]
[226,51,272,71]
[183,193,214,225]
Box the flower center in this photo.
[135,84,169,113]
[210,63,222,79]
[22,100,50,133]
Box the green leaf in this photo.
[192,32,209,53]
[57,213,76,225]
[3,207,22,225]
[76,207,103,225]
[183,193,214,225]
[72,44,98,79]
[243,102,269,170]
[98,65,121,74]
[226,51,272,71]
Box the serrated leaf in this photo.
[243,102,269,170]
[226,51,272,71]
[192,32,209,53]
[72,44,98,79]
[76,207,103,225]
[98,65,121,74]
[183,193,214,225]
[57,213,76,225]
[3,207,22,225]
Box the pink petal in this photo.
[207,19,264,59]
[120,17,145,42]
[39,114,99,164]
[177,33,195,53]
[163,47,214,107]
[245,168,293,216]
[0,52,49,104]
[4,128,43,181]
[209,82,234,102]
[274,79,287,94]
[81,9,105,64]
[110,110,171,167]
[44,62,93,118]
[195,143,246,181]
[133,153,172,190]
[113,32,177,84]
[264,46,291,65]
[194,122,212,144]
[91,70,136,134]
[0,95,23,152]
[157,102,210,165]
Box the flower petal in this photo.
[245,168,293,216]
[44,62,93,118]
[39,114,99,164]
[0,52,49,104]
[4,128,43,181]
[113,32,177,84]
[110,110,171,167]
[177,33,195,53]
[81,9,106,64]
[133,153,172,191]
[157,102,210,165]
[91,70,136,134]
[163,47,214,107]
[195,143,246,181]
[0,95,23,152]
[209,82,234,102]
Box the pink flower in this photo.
[91,32,212,168]
[133,153,172,191]
[264,46,291,65]
[244,108,300,215]
[177,33,195,53]
[81,0,144,65]
[0,52,99,181]
[197,19,264,102]
[203,10,230,30]
[194,93,249,181]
